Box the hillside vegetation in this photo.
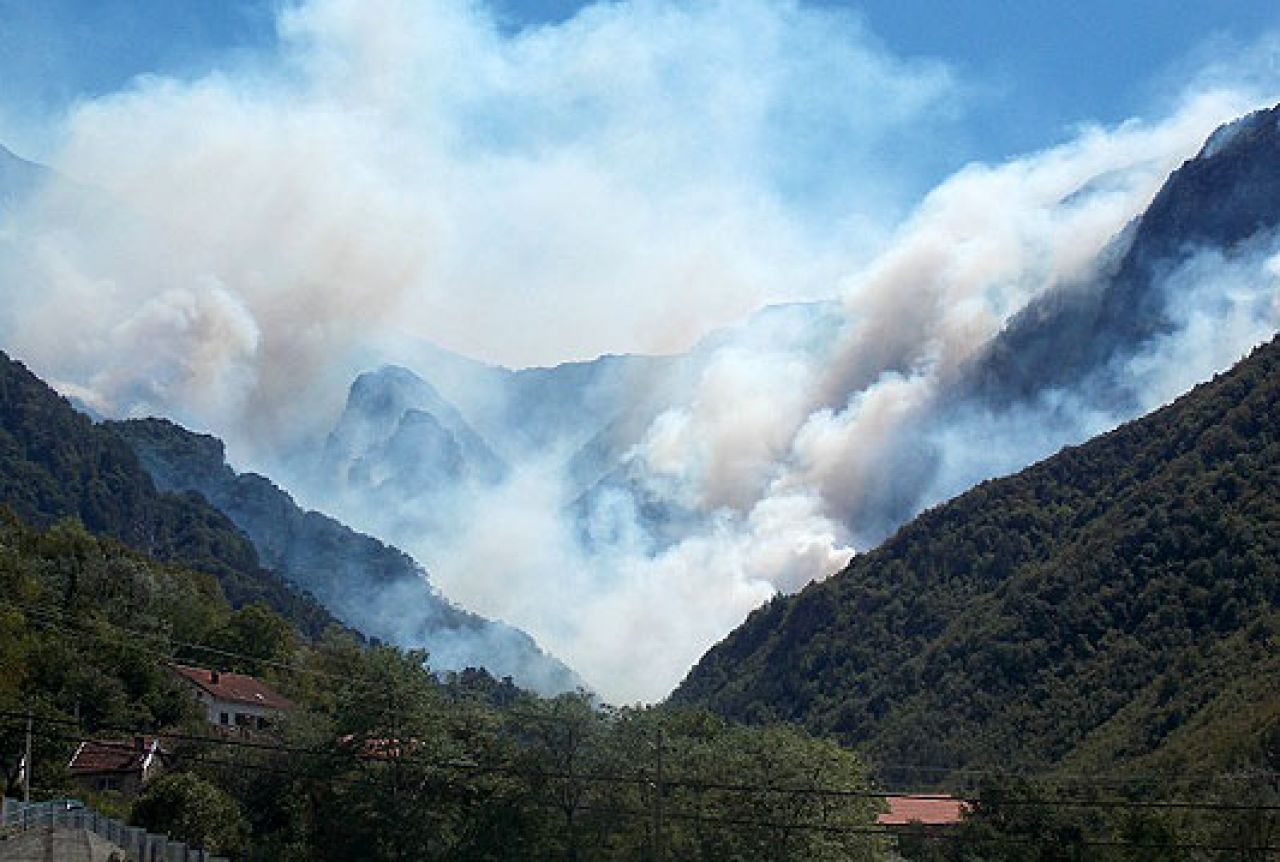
[674,335,1280,785]
[0,503,886,861]
[0,351,337,636]
[0,351,888,860]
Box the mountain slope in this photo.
[970,102,1280,404]
[0,350,338,636]
[672,334,1280,781]
[113,417,582,694]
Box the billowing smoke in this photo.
[0,0,959,454]
[400,90,1280,700]
[1,0,1278,702]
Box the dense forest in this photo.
[0,352,338,637]
[7,503,1271,861]
[675,335,1280,791]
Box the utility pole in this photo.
[22,708,32,803]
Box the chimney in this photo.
[210,670,220,685]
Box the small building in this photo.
[168,663,295,731]
[67,737,168,797]
[878,794,967,828]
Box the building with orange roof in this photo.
[878,794,967,828]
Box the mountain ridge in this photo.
[0,349,339,637]
[113,416,582,695]
[968,102,1280,405]
[672,333,1280,783]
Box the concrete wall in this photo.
[1,799,228,862]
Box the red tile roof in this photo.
[68,738,164,774]
[169,663,295,710]
[878,795,967,827]
[337,735,421,761]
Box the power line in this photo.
[7,710,1280,818]
[9,600,1280,831]
[30,725,1280,854]
[11,706,1280,856]
[15,599,1280,785]
[15,598,1280,800]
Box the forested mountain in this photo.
[0,350,337,636]
[0,349,886,858]
[673,334,1280,783]
[113,417,581,694]
[970,103,1280,404]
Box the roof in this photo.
[878,795,967,827]
[168,663,295,710]
[68,738,164,775]
[337,735,421,761]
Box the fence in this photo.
[0,798,229,862]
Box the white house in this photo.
[168,663,295,731]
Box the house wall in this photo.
[72,769,144,798]
[193,691,279,729]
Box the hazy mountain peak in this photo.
[969,101,1280,404]
[113,416,582,695]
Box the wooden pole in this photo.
[22,708,32,804]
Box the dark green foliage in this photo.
[896,769,1280,862]
[0,351,338,637]
[674,335,1280,785]
[0,508,224,797]
[0,499,882,859]
[205,603,298,676]
[230,660,884,862]
[131,772,248,854]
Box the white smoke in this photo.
[0,0,1278,702]
[410,88,1279,701]
[0,0,959,455]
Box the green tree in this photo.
[131,771,248,854]
[206,603,296,675]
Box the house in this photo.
[168,663,295,731]
[878,794,967,828]
[67,737,168,797]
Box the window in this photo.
[220,712,230,725]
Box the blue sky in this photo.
[4,0,1278,167]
